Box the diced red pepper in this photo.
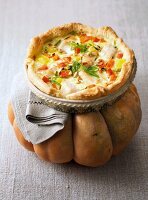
[75,47,81,54]
[63,56,72,63]
[92,37,100,42]
[82,62,89,66]
[42,76,49,83]
[52,54,60,61]
[52,83,58,89]
[106,59,115,68]
[37,65,48,71]
[80,33,104,44]
[58,62,66,68]
[110,74,116,81]
[80,34,92,43]
[60,70,70,78]
[106,69,116,80]
[116,52,123,59]
[107,69,113,76]
[98,59,105,68]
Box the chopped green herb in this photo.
[64,36,70,40]
[51,79,61,86]
[82,66,99,78]
[69,41,77,48]
[55,39,61,46]
[69,42,88,53]
[86,40,94,47]
[69,31,77,35]
[51,72,62,86]
[94,45,101,51]
[79,44,88,53]
[42,46,48,53]
[51,77,61,86]
[69,61,81,74]
[55,71,59,76]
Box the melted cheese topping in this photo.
[33,32,126,98]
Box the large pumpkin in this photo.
[8,84,141,167]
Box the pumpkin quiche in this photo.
[25,23,135,100]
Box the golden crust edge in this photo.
[66,85,106,100]
[25,23,135,100]
[27,65,51,95]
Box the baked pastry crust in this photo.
[25,23,135,100]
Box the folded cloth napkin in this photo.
[11,73,70,144]
[26,92,68,125]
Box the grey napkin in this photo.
[26,92,68,125]
[11,73,71,144]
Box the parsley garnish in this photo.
[51,78,61,86]
[51,72,62,86]
[69,61,81,74]
[69,42,88,53]
[82,66,99,78]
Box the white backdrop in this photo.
[0,0,148,199]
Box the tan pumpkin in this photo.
[8,84,142,167]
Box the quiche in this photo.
[25,23,135,100]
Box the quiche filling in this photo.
[33,32,126,98]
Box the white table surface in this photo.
[0,0,148,199]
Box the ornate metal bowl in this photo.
[26,59,137,113]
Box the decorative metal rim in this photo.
[26,58,137,113]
